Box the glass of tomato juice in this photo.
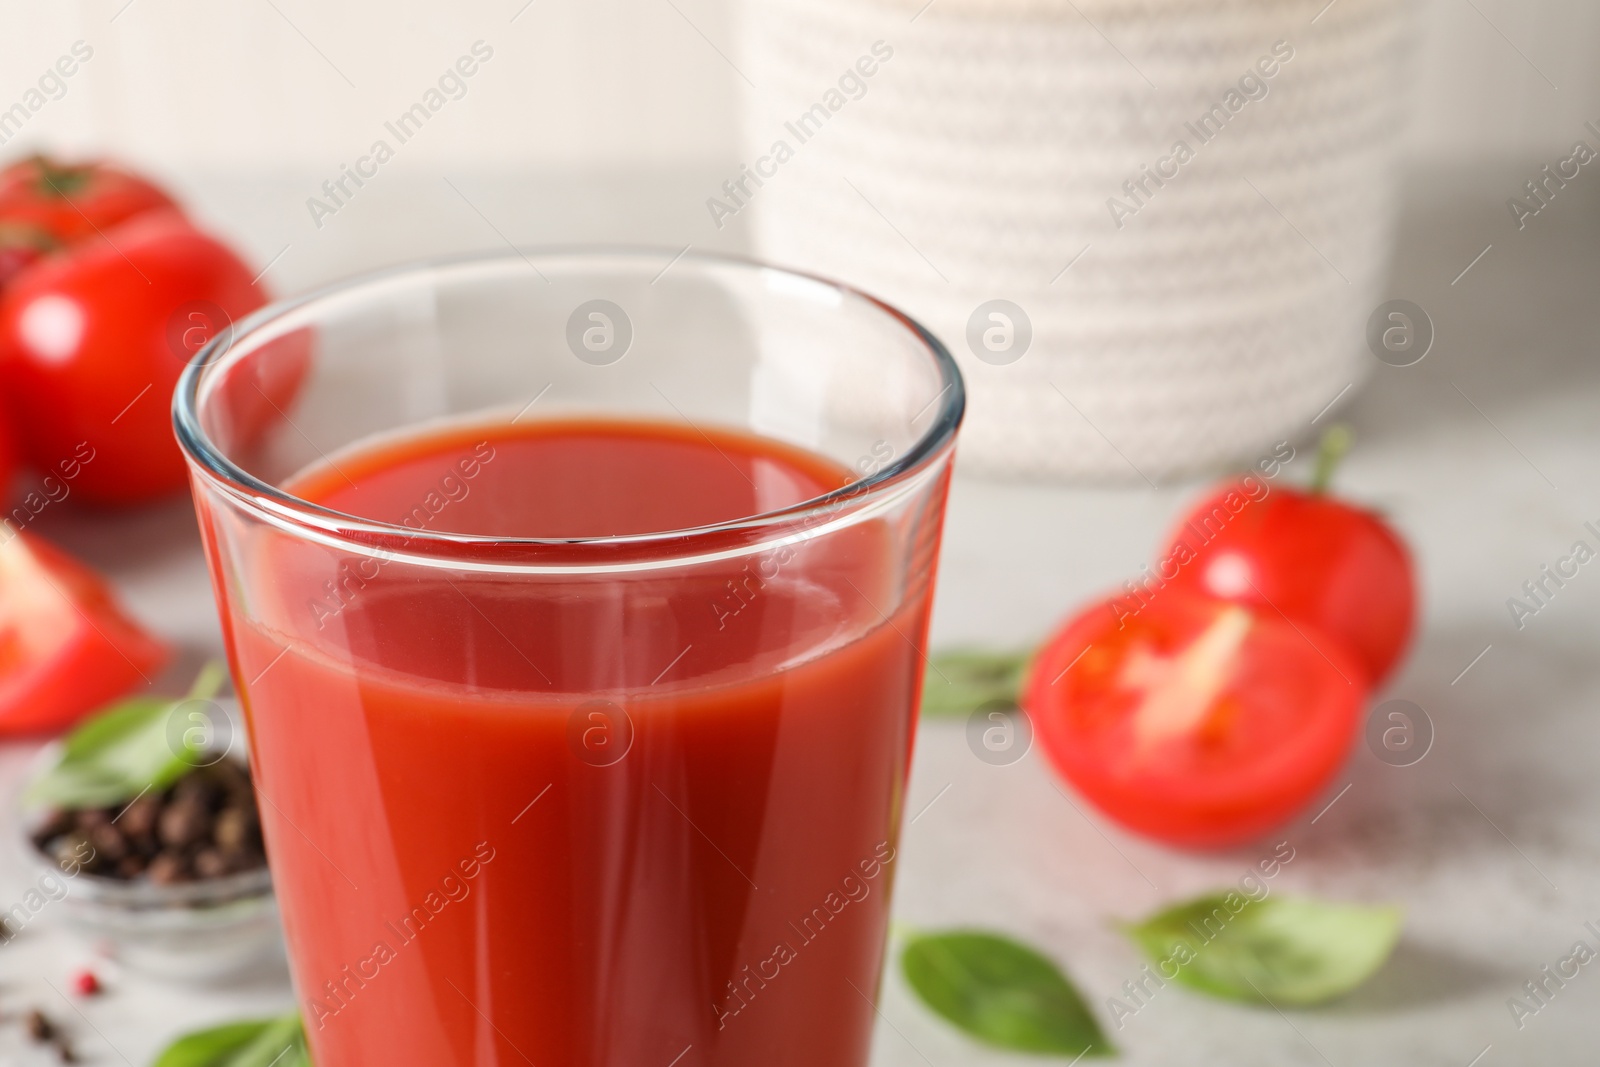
[173,249,964,1066]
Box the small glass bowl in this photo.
[15,741,283,982]
[18,836,281,980]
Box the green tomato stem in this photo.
[1310,425,1353,495]
[29,156,93,199]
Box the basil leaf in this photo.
[223,1013,310,1067]
[1121,893,1403,1006]
[152,1021,270,1066]
[921,650,1030,717]
[23,663,228,810]
[901,929,1115,1057]
[153,1012,308,1067]
[153,1019,265,1066]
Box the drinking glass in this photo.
[174,248,963,1066]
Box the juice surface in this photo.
[220,417,937,1066]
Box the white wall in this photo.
[0,0,741,170]
[1408,0,1600,165]
[0,0,1594,178]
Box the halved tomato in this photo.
[0,532,170,735]
[1023,590,1366,849]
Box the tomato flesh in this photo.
[0,533,169,735]
[1024,591,1365,849]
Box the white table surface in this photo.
[1,165,1597,1066]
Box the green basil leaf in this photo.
[153,1012,308,1067]
[1121,893,1403,1006]
[24,697,186,809]
[23,663,228,810]
[153,1020,275,1067]
[921,650,1030,717]
[222,1013,310,1067]
[901,929,1115,1057]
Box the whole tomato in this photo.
[1024,590,1365,849]
[0,223,54,293]
[1157,429,1415,687]
[0,210,265,506]
[0,156,176,246]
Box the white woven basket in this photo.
[736,0,1418,481]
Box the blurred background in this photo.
[1,0,1593,287]
[4,0,1594,474]
[3,0,1600,1064]
[5,0,1595,172]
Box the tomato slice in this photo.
[1023,591,1365,849]
[0,533,170,735]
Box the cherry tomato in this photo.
[0,210,265,506]
[1157,471,1414,688]
[0,532,169,735]
[0,156,177,246]
[1024,591,1365,849]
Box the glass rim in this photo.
[173,245,965,563]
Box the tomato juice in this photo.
[211,417,942,1066]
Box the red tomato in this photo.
[0,343,20,500]
[0,532,169,735]
[1156,479,1415,687]
[0,156,177,246]
[0,210,265,506]
[1024,591,1365,849]
[0,408,18,503]
[0,223,54,294]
